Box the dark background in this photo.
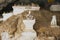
[0,0,60,16]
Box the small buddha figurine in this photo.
[51,15,57,26]
[51,15,59,28]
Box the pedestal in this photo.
[1,32,10,40]
[19,19,37,40]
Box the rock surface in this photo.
[0,9,60,40]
